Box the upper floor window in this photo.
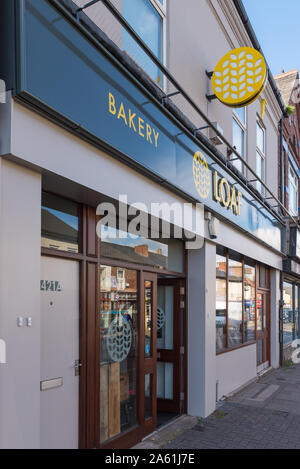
[288,164,299,216]
[232,108,246,174]
[123,0,166,88]
[256,121,265,195]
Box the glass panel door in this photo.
[257,291,270,367]
[99,266,138,444]
[139,272,157,435]
[157,279,181,414]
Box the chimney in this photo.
[134,244,149,257]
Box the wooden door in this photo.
[139,272,157,436]
[257,291,270,367]
[157,279,181,414]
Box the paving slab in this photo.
[132,364,300,449]
[133,415,198,449]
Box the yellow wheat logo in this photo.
[212,47,267,108]
[193,151,211,199]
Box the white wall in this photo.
[216,344,257,399]
[10,101,200,229]
[212,220,283,270]
[0,160,41,449]
[188,241,216,418]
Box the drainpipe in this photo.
[279,117,285,367]
[279,271,284,367]
[279,117,285,209]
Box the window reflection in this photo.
[145,281,153,358]
[228,259,243,347]
[41,192,79,253]
[283,282,295,346]
[216,255,227,351]
[257,293,263,332]
[123,0,163,87]
[244,265,256,342]
[101,225,185,272]
[157,285,174,350]
[100,266,138,443]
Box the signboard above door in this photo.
[12,0,283,252]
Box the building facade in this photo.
[0,0,292,449]
[275,70,300,364]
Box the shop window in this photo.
[228,259,243,347]
[258,264,270,289]
[216,254,227,351]
[232,108,246,174]
[100,266,138,443]
[288,164,299,216]
[122,0,165,88]
[100,224,184,273]
[244,265,256,342]
[216,248,262,353]
[283,282,299,347]
[41,192,79,253]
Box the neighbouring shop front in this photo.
[216,247,271,376]
[282,227,300,364]
[0,0,285,450]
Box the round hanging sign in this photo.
[212,47,268,108]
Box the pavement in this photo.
[134,363,300,449]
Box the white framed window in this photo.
[232,108,246,174]
[288,164,299,216]
[122,0,166,88]
[117,268,125,279]
[256,121,265,195]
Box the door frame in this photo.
[41,195,187,449]
[139,272,158,435]
[257,289,270,368]
[99,264,187,449]
[157,278,181,414]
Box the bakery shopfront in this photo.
[0,0,285,449]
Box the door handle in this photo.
[74,360,82,376]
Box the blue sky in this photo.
[242,0,300,77]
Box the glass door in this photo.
[99,266,139,445]
[157,279,181,414]
[139,272,157,436]
[257,291,270,368]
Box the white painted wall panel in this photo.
[216,344,257,399]
[0,160,41,449]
